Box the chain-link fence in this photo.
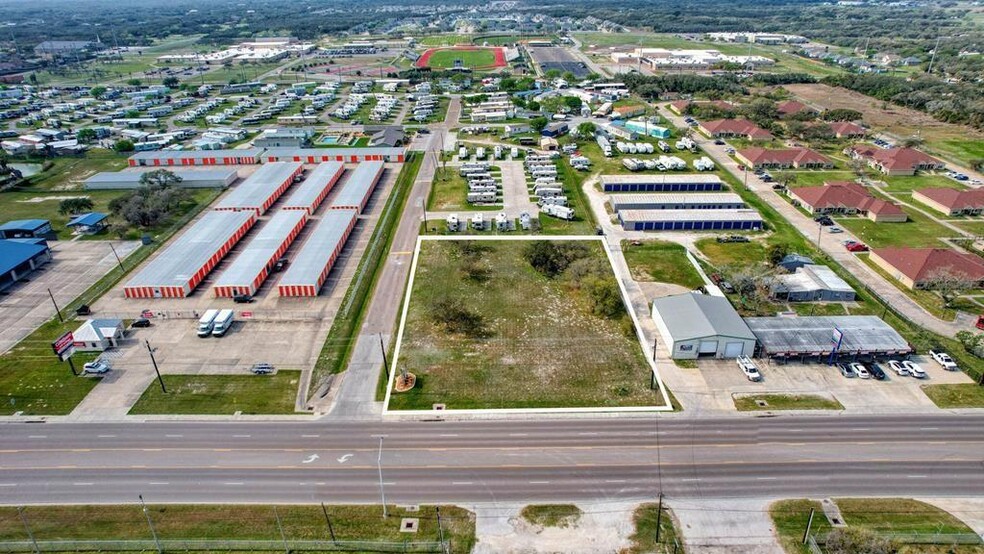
[0,538,446,553]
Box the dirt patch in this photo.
[17,195,91,203]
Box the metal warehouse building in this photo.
[608,192,744,211]
[601,174,724,192]
[213,162,303,215]
[330,162,385,213]
[0,239,52,293]
[83,168,239,190]
[652,293,756,359]
[281,162,345,214]
[772,264,855,302]
[213,210,308,297]
[277,209,358,297]
[123,211,257,299]
[745,315,911,361]
[618,209,763,231]
[128,149,263,167]
[261,147,406,164]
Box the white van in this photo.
[197,309,220,337]
[211,309,235,337]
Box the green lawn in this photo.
[626,502,683,554]
[921,383,984,408]
[622,240,704,288]
[128,371,302,415]
[927,138,984,170]
[0,504,475,553]
[783,170,859,188]
[389,240,662,410]
[790,302,848,316]
[423,48,498,69]
[734,394,843,411]
[417,34,476,47]
[538,162,597,235]
[695,238,769,268]
[835,209,956,248]
[427,167,501,212]
[882,174,966,194]
[771,498,979,554]
[519,505,582,528]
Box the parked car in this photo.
[846,243,869,252]
[838,363,857,378]
[828,226,844,234]
[737,356,762,381]
[902,360,926,379]
[131,318,152,328]
[887,360,910,376]
[82,361,111,375]
[272,258,289,272]
[233,293,254,304]
[719,280,735,293]
[929,350,958,371]
[250,363,275,375]
[713,139,725,145]
[851,363,871,379]
[868,363,887,380]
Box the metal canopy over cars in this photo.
[745,315,912,358]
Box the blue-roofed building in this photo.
[66,212,109,235]
[0,239,52,292]
[0,219,52,240]
[779,254,816,273]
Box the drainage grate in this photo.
[755,399,769,408]
[400,518,419,533]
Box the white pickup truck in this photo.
[929,350,958,371]
[737,356,762,382]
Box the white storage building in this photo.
[212,210,309,297]
[281,162,345,214]
[213,162,303,215]
[83,168,239,190]
[277,209,358,297]
[330,162,385,213]
[652,293,756,359]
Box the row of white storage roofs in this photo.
[123,161,385,299]
[127,147,406,167]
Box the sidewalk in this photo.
[671,498,785,554]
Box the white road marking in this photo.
[233,434,251,438]
[851,428,870,431]
[148,482,169,486]
[907,475,928,479]
[528,481,550,484]
[578,432,599,436]
[28,435,46,439]
[97,435,116,438]
[681,478,701,482]
[72,483,94,486]
[302,454,320,464]
[508,433,528,437]
[757,477,778,481]
[302,435,320,438]
[451,482,473,486]
[382,482,396,486]
[605,479,626,484]
[224,482,244,486]
[165,434,183,438]
[336,454,353,464]
[439,434,459,437]
[920,427,939,431]
[0,484,17,487]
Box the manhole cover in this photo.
[400,518,419,533]
[755,400,769,407]
[433,403,446,410]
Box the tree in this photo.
[530,116,549,133]
[139,169,183,188]
[562,96,582,111]
[740,97,779,127]
[767,244,789,266]
[955,331,984,359]
[162,76,179,88]
[124,109,141,118]
[821,108,863,121]
[126,78,142,87]
[849,157,868,179]
[774,172,797,189]
[523,241,588,278]
[899,135,924,148]
[922,266,974,308]
[113,139,135,153]
[58,197,93,215]
[89,86,107,99]
[75,128,97,144]
[109,182,190,228]
[429,297,487,337]
[576,122,596,137]
[972,159,984,173]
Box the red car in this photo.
[846,242,869,252]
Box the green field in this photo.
[835,208,958,248]
[0,504,476,553]
[520,505,582,528]
[128,371,302,415]
[770,498,979,554]
[922,383,984,408]
[626,503,683,554]
[389,239,662,410]
[734,393,843,411]
[422,48,498,69]
[622,240,704,288]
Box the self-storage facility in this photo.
[618,209,763,231]
[128,149,263,167]
[124,210,257,298]
[277,209,358,297]
[608,192,744,211]
[652,292,756,359]
[213,162,303,215]
[281,162,345,214]
[601,174,724,192]
[84,168,239,190]
[261,147,406,163]
[212,210,309,297]
[330,162,385,213]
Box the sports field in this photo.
[416,46,506,69]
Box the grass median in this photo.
[733,393,843,411]
[128,370,303,415]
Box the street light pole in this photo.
[373,435,388,518]
[139,495,162,554]
[47,288,64,323]
[145,340,166,393]
[108,242,125,272]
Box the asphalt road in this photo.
[2,414,983,505]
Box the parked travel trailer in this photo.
[542,203,575,220]
[447,213,460,232]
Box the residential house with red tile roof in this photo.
[698,118,773,140]
[789,181,907,222]
[777,100,815,117]
[912,188,984,216]
[846,146,945,176]
[736,147,833,169]
[827,121,866,139]
[870,247,984,289]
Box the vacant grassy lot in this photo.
[389,240,661,410]
[835,209,957,248]
[695,237,769,268]
[734,393,843,411]
[626,503,683,554]
[128,371,302,415]
[422,48,497,69]
[520,505,582,528]
[771,498,979,554]
[427,167,500,212]
[922,383,984,408]
[883,174,967,194]
[538,162,596,235]
[0,504,475,552]
[623,240,703,288]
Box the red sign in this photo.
[240,311,253,319]
[52,332,74,356]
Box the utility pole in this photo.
[47,288,64,323]
[802,507,816,545]
[139,495,162,554]
[816,222,822,250]
[378,333,389,376]
[17,507,39,554]
[655,492,664,543]
[320,502,337,544]
[436,506,449,554]
[927,36,942,74]
[273,506,289,554]
[145,340,166,393]
[373,435,388,518]
[109,242,125,272]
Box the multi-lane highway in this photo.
[2,414,983,505]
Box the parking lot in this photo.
[690,356,975,413]
[73,163,400,416]
[0,239,140,354]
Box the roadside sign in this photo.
[240,311,253,319]
[52,332,74,357]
